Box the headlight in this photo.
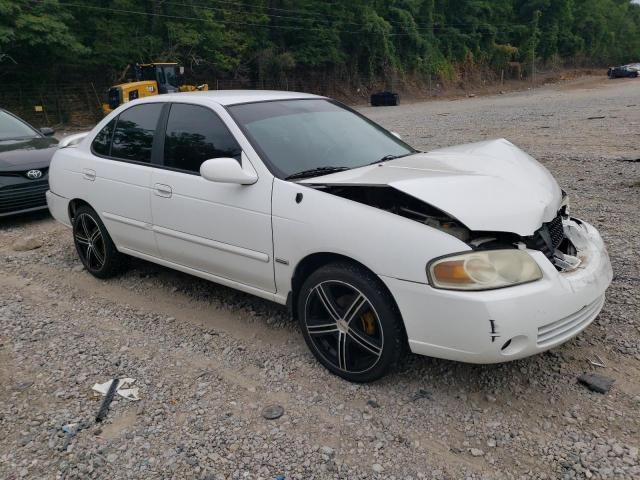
[427,250,542,291]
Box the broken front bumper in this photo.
[381,219,613,364]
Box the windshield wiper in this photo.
[1,136,34,141]
[368,152,414,166]
[285,166,350,180]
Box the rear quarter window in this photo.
[91,119,116,156]
[110,104,163,163]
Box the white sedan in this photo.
[47,91,612,382]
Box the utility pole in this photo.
[532,51,535,86]
[530,10,541,88]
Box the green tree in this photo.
[4,0,640,88]
[0,0,87,67]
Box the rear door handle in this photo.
[154,183,172,198]
[82,168,96,181]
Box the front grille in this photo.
[547,215,564,249]
[0,168,49,179]
[0,179,49,214]
[537,295,605,347]
[527,214,565,260]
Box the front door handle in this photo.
[154,183,172,198]
[82,168,96,181]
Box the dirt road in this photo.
[1,76,639,479]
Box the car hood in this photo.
[0,137,58,171]
[301,139,562,236]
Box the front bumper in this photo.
[382,219,613,364]
[0,178,49,217]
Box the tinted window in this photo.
[164,104,241,173]
[156,66,166,84]
[111,104,163,163]
[91,119,115,156]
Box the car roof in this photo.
[156,90,325,106]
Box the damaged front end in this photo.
[310,184,581,273]
[522,203,583,272]
[310,185,472,242]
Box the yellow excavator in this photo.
[102,62,208,114]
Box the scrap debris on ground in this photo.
[0,76,638,479]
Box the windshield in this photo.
[228,99,414,178]
[0,110,39,141]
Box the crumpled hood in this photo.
[0,137,58,171]
[301,139,562,236]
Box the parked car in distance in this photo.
[47,91,612,382]
[607,64,639,78]
[371,91,400,106]
[0,108,57,217]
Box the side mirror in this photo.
[200,157,258,185]
[391,131,402,140]
[40,127,55,137]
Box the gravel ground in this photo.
[1,76,639,480]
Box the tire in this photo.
[72,205,126,279]
[297,261,406,382]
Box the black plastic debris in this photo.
[96,378,120,422]
[578,373,614,394]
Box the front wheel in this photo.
[72,205,126,278]
[297,262,406,382]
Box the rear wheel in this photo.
[297,262,405,382]
[72,205,126,278]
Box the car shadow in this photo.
[378,340,583,409]
[0,209,52,229]
[125,255,292,320]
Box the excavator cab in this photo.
[102,62,206,114]
[135,63,183,94]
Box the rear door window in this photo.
[163,103,241,173]
[110,104,163,163]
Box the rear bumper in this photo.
[382,219,613,364]
[46,190,71,227]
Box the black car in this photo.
[607,64,639,78]
[0,108,58,217]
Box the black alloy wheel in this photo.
[298,262,405,382]
[72,205,126,278]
